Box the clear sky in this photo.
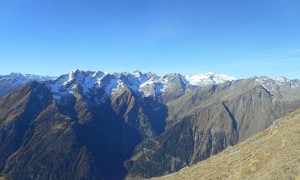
[0,0,300,79]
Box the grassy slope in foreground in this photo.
[155,108,300,180]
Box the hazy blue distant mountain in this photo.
[0,73,54,98]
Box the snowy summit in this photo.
[185,72,236,86]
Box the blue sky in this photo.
[0,0,300,78]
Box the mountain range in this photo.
[0,73,53,98]
[0,70,299,179]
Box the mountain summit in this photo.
[185,72,236,86]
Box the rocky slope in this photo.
[154,108,300,180]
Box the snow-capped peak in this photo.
[132,70,143,77]
[51,70,107,95]
[274,76,289,83]
[47,70,239,104]
[185,72,236,86]
[255,76,300,102]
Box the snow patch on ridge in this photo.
[185,72,236,86]
[274,76,288,83]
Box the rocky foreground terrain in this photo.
[154,108,300,180]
